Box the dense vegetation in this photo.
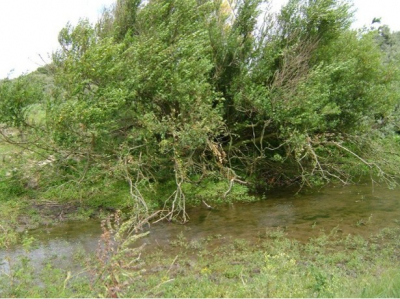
[1,0,400,221]
[3,1,400,297]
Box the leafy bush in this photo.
[1,0,400,217]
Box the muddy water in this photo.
[2,183,400,271]
[140,183,400,248]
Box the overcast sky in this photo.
[1,0,400,80]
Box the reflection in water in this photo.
[2,183,400,272]
[0,221,101,274]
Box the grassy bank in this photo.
[2,130,400,297]
[1,222,400,297]
[0,135,258,249]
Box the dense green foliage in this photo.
[1,0,400,219]
[2,3,400,296]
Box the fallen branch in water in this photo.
[202,200,214,209]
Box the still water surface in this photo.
[2,183,400,271]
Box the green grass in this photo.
[136,229,400,298]
[1,224,400,297]
[0,139,23,168]
[2,123,400,297]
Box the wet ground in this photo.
[2,182,400,271]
